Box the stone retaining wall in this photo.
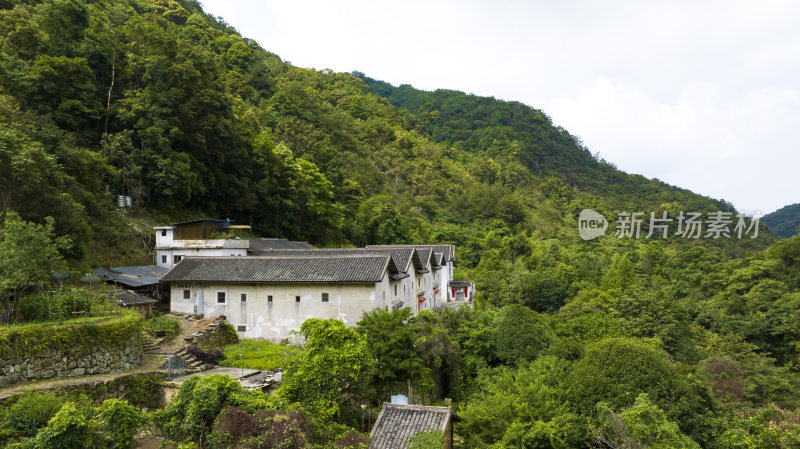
[0,333,143,388]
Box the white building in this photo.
[153,225,248,269]
[161,254,406,340]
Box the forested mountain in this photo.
[763,203,800,238]
[0,0,767,271]
[3,1,800,448]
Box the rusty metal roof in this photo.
[368,403,454,449]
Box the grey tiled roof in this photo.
[112,290,157,306]
[161,255,391,283]
[369,403,453,449]
[449,280,472,288]
[92,265,170,288]
[249,248,414,275]
[246,238,316,251]
[367,244,456,262]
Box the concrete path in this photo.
[166,366,261,386]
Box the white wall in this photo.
[169,277,392,340]
[155,247,248,269]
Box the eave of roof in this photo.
[161,255,392,284]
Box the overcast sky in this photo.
[199,0,799,214]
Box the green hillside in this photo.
[0,0,769,271]
[3,1,800,448]
[764,203,800,238]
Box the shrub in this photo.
[17,288,103,323]
[154,374,273,445]
[144,314,181,339]
[194,321,239,350]
[566,337,713,439]
[409,429,444,449]
[490,304,556,365]
[93,399,143,449]
[0,310,143,359]
[187,345,223,365]
[1,391,64,438]
[207,407,310,449]
[35,402,94,449]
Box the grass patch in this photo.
[219,340,303,371]
[144,314,180,340]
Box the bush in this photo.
[566,337,713,438]
[154,374,273,445]
[194,321,239,350]
[207,407,311,449]
[187,345,223,365]
[219,339,302,371]
[93,399,143,449]
[0,310,143,359]
[17,288,103,323]
[409,430,444,449]
[35,402,94,449]
[1,391,64,439]
[144,314,181,339]
[490,304,556,365]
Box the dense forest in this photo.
[763,203,800,238]
[1,0,799,448]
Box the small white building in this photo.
[153,220,249,269]
[161,254,404,340]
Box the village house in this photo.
[153,219,315,269]
[368,403,458,449]
[160,254,405,340]
[366,244,459,306]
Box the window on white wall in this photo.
[161,230,167,236]
[183,289,190,299]
[241,293,246,302]
[162,255,167,264]
[321,293,329,302]
[217,291,226,304]
[173,255,182,263]
[268,295,273,303]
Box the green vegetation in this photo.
[279,318,372,421]
[0,309,142,358]
[0,0,798,447]
[0,390,144,448]
[143,314,180,339]
[763,203,800,238]
[409,429,445,449]
[219,339,302,371]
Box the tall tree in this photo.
[0,211,70,322]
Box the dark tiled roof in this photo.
[246,238,316,251]
[249,248,415,275]
[112,290,157,306]
[367,244,455,262]
[92,265,170,288]
[369,403,453,449]
[449,280,472,288]
[433,252,444,268]
[161,255,391,284]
